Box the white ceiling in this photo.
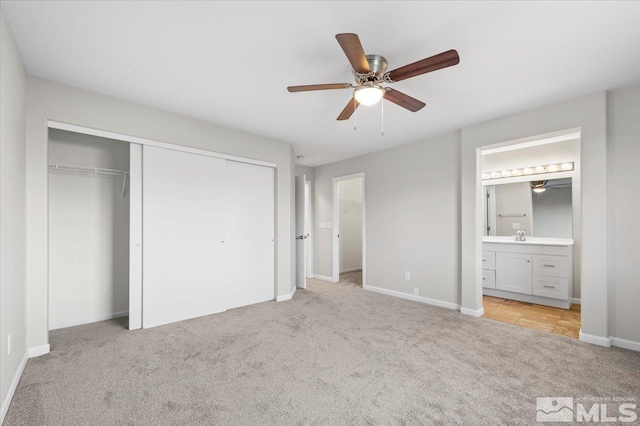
[3,1,639,166]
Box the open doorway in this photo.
[332,173,365,286]
[478,131,581,338]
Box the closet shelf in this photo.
[49,164,130,197]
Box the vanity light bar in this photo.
[482,162,574,180]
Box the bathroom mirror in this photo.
[483,178,572,238]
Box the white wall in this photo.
[607,85,640,346]
[482,139,581,298]
[531,182,572,239]
[0,9,27,420]
[48,129,130,330]
[494,182,533,236]
[25,77,295,352]
[338,178,362,273]
[314,132,461,305]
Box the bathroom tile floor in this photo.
[482,296,581,339]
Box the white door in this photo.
[224,161,275,309]
[143,146,227,328]
[304,180,313,278]
[295,175,306,288]
[496,252,533,294]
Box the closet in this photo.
[142,145,275,328]
[48,129,131,330]
[48,128,276,332]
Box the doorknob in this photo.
[297,235,304,240]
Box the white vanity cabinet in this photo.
[482,237,573,309]
[496,252,532,294]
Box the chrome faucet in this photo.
[515,229,527,241]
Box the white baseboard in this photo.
[460,307,485,317]
[571,298,581,304]
[363,284,460,311]
[339,267,362,273]
[610,337,640,352]
[1,350,28,423]
[313,274,337,282]
[579,330,611,347]
[28,343,50,358]
[49,311,129,331]
[276,286,297,302]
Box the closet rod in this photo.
[48,164,130,197]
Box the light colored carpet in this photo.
[5,277,639,425]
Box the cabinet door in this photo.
[496,252,532,294]
[482,269,496,289]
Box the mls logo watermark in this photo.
[537,396,638,422]
[537,397,574,422]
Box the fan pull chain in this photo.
[381,97,384,136]
[354,98,357,131]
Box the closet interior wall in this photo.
[48,129,130,330]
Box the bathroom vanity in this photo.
[482,236,574,309]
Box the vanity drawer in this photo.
[532,275,569,300]
[482,251,496,270]
[533,255,569,278]
[482,269,496,289]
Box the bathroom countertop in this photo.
[482,236,574,246]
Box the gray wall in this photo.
[314,132,461,305]
[25,77,296,351]
[607,86,640,345]
[0,9,27,418]
[461,92,608,341]
[48,130,130,329]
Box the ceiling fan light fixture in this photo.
[532,181,547,193]
[354,85,384,106]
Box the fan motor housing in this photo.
[366,54,388,74]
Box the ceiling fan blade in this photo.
[337,98,360,121]
[287,83,352,92]
[335,33,370,74]
[383,89,426,112]
[386,50,459,82]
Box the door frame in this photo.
[331,172,366,284]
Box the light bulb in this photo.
[548,164,558,172]
[490,171,499,178]
[482,173,490,180]
[501,170,510,177]
[533,187,546,193]
[535,166,544,173]
[512,169,521,175]
[561,162,572,170]
[523,168,532,174]
[354,86,384,106]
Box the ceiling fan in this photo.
[287,33,460,121]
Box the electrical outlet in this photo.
[413,288,419,296]
[8,333,12,355]
[405,272,411,281]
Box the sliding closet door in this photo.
[143,146,227,328]
[224,161,275,309]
